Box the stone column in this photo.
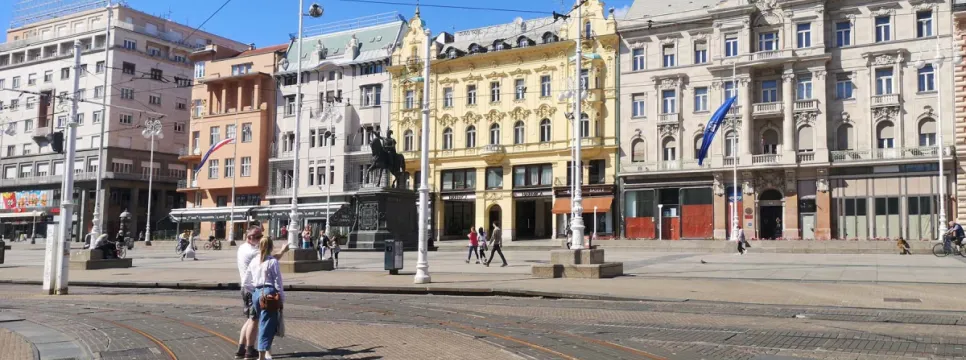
[741,171,755,239]
[815,168,831,240]
[713,173,727,239]
[812,69,829,162]
[220,86,227,114]
[782,70,795,156]
[739,78,752,162]
[254,80,261,110]
[236,81,244,112]
[208,89,215,115]
[784,171,799,239]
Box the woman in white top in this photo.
[244,237,285,359]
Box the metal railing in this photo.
[751,153,781,164]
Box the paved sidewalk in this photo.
[0,328,34,360]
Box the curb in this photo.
[0,278,670,302]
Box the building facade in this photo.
[390,1,620,242]
[171,43,286,240]
[268,14,407,239]
[0,5,246,241]
[953,0,966,225]
[618,0,955,241]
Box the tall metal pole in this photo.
[90,3,112,240]
[731,62,739,241]
[569,4,586,250]
[44,40,82,295]
[288,0,307,248]
[144,124,157,245]
[935,39,948,242]
[228,117,238,245]
[325,130,332,236]
[414,29,432,284]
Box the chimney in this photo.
[249,43,256,51]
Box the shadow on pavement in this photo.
[275,344,383,359]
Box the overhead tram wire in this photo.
[338,0,547,15]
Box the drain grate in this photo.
[883,298,922,303]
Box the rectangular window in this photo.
[93,110,102,124]
[283,76,296,86]
[361,85,381,106]
[443,87,453,107]
[441,169,477,191]
[226,124,236,141]
[762,80,778,103]
[149,68,163,81]
[76,89,86,100]
[224,158,235,178]
[208,159,219,179]
[75,113,84,125]
[796,76,812,100]
[512,164,553,188]
[123,39,136,50]
[284,95,296,116]
[119,114,133,124]
[724,36,738,57]
[79,64,87,77]
[758,32,778,51]
[796,23,811,48]
[514,79,525,100]
[580,69,589,90]
[120,88,134,99]
[632,48,645,70]
[27,73,36,86]
[149,94,161,105]
[210,126,220,145]
[96,61,105,73]
[917,11,933,38]
[231,63,253,75]
[405,90,415,109]
[875,68,894,95]
[835,21,852,47]
[467,85,477,105]
[540,75,551,97]
[23,119,33,132]
[94,86,104,98]
[875,16,891,42]
[661,90,676,114]
[589,159,605,184]
[11,76,20,88]
[176,98,187,110]
[241,123,252,142]
[694,87,708,112]
[485,167,503,189]
[123,62,136,75]
[918,64,935,92]
[693,41,707,64]
[174,122,185,133]
[490,81,501,102]
[724,81,737,101]
[632,94,646,117]
[192,61,204,78]
[662,44,675,67]
[43,70,52,82]
[61,68,70,79]
[241,157,251,177]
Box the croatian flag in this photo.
[195,138,234,172]
[697,96,738,166]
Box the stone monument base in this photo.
[531,249,623,279]
[348,187,418,250]
[69,249,133,270]
[279,249,330,273]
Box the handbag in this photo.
[259,291,281,312]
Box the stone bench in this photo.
[68,249,133,270]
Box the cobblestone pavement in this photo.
[0,285,965,360]
[0,328,35,360]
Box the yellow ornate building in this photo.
[389,1,619,241]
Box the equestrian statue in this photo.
[366,130,407,188]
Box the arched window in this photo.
[542,32,556,44]
[469,44,483,54]
[631,139,646,162]
[403,130,414,151]
[919,118,937,146]
[693,135,704,160]
[580,113,590,138]
[585,21,593,38]
[876,121,894,149]
[447,48,458,59]
[489,123,501,145]
[662,137,677,161]
[539,119,551,142]
[724,131,737,157]
[466,126,477,148]
[517,37,530,48]
[798,125,814,152]
[513,121,525,144]
[442,127,453,150]
[761,129,779,154]
[836,124,853,151]
[494,41,505,51]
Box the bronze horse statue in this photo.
[366,134,406,188]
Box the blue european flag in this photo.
[697,96,738,166]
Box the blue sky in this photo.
[1,0,634,47]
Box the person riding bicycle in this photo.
[946,221,965,248]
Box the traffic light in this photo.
[49,131,64,153]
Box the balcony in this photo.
[270,147,294,160]
[177,179,198,190]
[794,99,818,112]
[114,21,209,50]
[830,145,952,164]
[751,154,781,165]
[268,187,294,197]
[344,144,371,154]
[723,157,738,167]
[657,112,680,125]
[752,102,782,116]
[481,144,505,155]
[622,159,711,174]
[796,152,816,163]
[178,147,202,161]
[570,137,602,147]
[727,105,741,117]
[871,93,900,107]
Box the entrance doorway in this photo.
[759,189,783,239]
[443,200,475,238]
[801,214,815,239]
[488,205,502,234]
[516,200,536,238]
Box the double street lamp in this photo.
[141,119,163,246]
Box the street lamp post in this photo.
[90,4,112,241]
[414,29,432,284]
[287,1,324,248]
[568,5,586,250]
[141,119,163,246]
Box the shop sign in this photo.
[1,190,54,210]
[513,190,552,198]
[555,185,614,197]
[441,193,475,201]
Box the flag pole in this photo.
[731,62,739,241]
[228,117,238,246]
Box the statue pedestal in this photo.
[531,249,623,279]
[348,186,418,250]
[279,249,331,273]
[69,249,132,270]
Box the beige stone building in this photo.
[619,0,954,241]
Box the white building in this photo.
[618,0,954,241]
[0,4,246,241]
[267,14,407,237]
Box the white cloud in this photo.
[612,5,631,20]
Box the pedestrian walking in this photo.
[736,226,749,255]
[466,227,481,264]
[477,227,488,263]
[330,236,341,269]
[182,234,199,261]
[301,227,313,249]
[896,236,911,255]
[317,231,331,259]
[485,222,507,267]
[235,227,288,360]
[244,235,285,360]
[138,231,145,242]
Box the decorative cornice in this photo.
[484,71,508,79]
[873,106,899,121]
[509,107,531,120]
[438,114,457,127]
[508,68,531,76]
[438,77,458,85]
[462,112,482,124]
[535,104,557,119]
[534,64,556,73]
[484,109,505,122]
[795,111,817,128]
[658,123,680,137]
[812,70,827,80]
[461,73,484,82]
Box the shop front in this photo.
[440,192,475,240]
[552,185,615,239]
[512,189,553,239]
[622,186,714,240]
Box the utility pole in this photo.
[90,3,112,241]
[414,28,432,284]
[43,40,82,295]
[569,2,586,250]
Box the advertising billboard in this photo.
[1,190,53,210]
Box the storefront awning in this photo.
[0,211,44,219]
[551,197,613,214]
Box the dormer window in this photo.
[318,48,328,60]
[469,44,484,54]
[517,37,530,48]
[448,48,458,59]
[542,32,557,44]
[494,41,505,51]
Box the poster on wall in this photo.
[1,190,53,210]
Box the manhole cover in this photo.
[883,298,922,303]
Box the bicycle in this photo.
[932,236,966,257]
[203,239,222,251]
